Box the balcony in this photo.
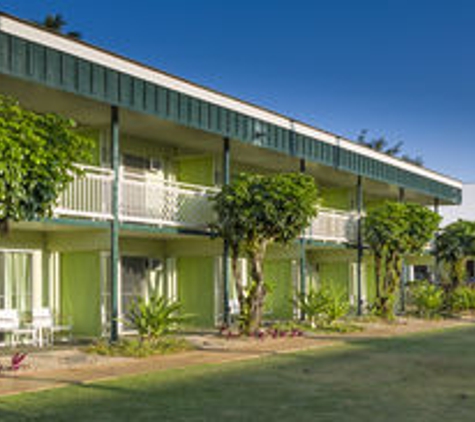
[55,165,359,242]
[304,208,359,244]
[56,165,217,230]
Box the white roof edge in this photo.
[0,14,462,190]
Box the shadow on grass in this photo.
[1,325,475,422]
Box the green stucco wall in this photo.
[319,261,350,297]
[177,156,214,186]
[321,187,353,210]
[61,251,101,337]
[365,260,377,304]
[81,129,101,166]
[177,256,215,327]
[263,260,294,320]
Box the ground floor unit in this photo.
[0,221,435,339]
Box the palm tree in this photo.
[357,129,423,166]
[39,14,81,39]
[357,129,403,156]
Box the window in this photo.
[414,265,430,281]
[0,252,33,315]
[120,256,164,318]
[122,153,164,174]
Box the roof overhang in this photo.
[0,12,462,204]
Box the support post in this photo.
[434,197,440,283]
[399,187,406,314]
[299,158,307,320]
[110,106,120,342]
[222,137,231,326]
[356,176,363,316]
[399,187,405,203]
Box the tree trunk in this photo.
[0,219,10,236]
[374,252,382,300]
[247,241,268,332]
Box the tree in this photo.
[0,95,94,234]
[434,220,475,289]
[364,201,440,316]
[213,173,319,332]
[357,129,423,167]
[38,14,81,39]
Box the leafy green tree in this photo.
[39,13,81,39]
[364,201,440,316]
[0,95,93,234]
[434,220,475,289]
[213,173,319,332]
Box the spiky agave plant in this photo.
[126,295,188,343]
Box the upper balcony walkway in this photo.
[55,165,358,243]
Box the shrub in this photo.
[369,294,396,319]
[409,281,444,318]
[297,286,350,328]
[448,285,475,312]
[125,295,187,342]
[88,337,193,358]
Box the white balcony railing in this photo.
[56,165,359,242]
[56,165,114,220]
[55,165,217,230]
[304,208,359,243]
[119,170,218,228]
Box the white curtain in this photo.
[0,252,32,315]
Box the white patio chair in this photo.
[228,299,241,324]
[32,309,73,346]
[0,309,36,347]
[50,312,73,344]
[31,308,54,347]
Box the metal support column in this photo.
[222,137,231,326]
[399,187,405,203]
[434,197,440,283]
[399,187,406,314]
[299,158,307,320]
[356,176,363,316]
[110,106,120,342]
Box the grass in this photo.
[1,325,475,421]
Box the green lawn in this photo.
[1,326,475,421]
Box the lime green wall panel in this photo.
[321,187,353,210]
[61,252,101,337]
[177,156,214,186]
[319,262,350,296]
[119,238,165,257]
[263,260,293,320]
[177,257,215,327]
[0,230,45,250]
[47,231,109,252]
[77,128,101,166]
[365,260,377,303]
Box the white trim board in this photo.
[0,13,462,189]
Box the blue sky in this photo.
[1,0,474,181]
